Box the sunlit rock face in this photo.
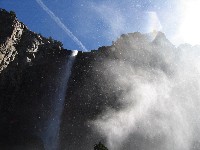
[1,9,200,150]
[0,9,24,72]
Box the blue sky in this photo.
[1,0,195,51]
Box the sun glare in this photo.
[146,11,162,40]
[179,0,200,45]
[147,11,162,33]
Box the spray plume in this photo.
[35,0,87,51]
[91,34,200,150]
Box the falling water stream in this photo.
[42,50,78,150]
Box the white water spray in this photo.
[42,50,78,150]
[92,41,200,150]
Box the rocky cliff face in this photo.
[0,9,183,150]
[0,9,71,150]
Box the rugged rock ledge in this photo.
[0,9,71,150]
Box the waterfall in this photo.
[42,50,78,150]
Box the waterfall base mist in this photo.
[42,50,78,150]
[90,34,200,150]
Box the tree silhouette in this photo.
[10,11,16,17]
[94,142,108,150]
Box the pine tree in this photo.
[94,142,108,150]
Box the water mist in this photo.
[91,35,200,150]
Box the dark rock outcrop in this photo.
[0,9,71,150]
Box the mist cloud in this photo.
[92,3,126,40]
[90,2,164,44]
[91,35,200,150]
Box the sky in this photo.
[1,0,200,51]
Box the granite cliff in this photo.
[0,9,71,150]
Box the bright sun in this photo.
[179,0,200,45]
